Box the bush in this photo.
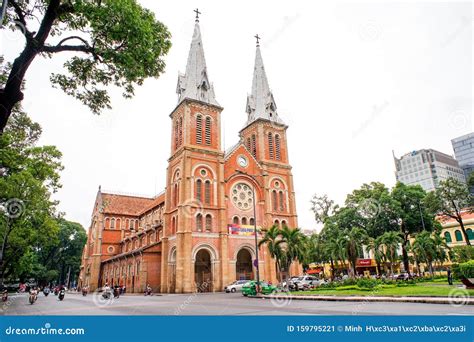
[457,260,474,278]
[356,278,378,289]
[451,246,474,263]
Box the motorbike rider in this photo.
[82,285,88,296]
[29,286,38,303]
[102,283,111,299]
[2,289,8,302]
[145,284,152,296]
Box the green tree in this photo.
[310,194,338,224]
[391,182,437,274]
[366,236,385,275]
[379,231,403,276]
[278,226,305,288]
[0,110,62,284]
[0,0,171,132]
[425,178,473,246]
[344,227,369,277]
[412,231,437,276]
[258,225,283,282]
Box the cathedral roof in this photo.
[176,20,219,107]
[100,192,155,216]
[245,45,285,126]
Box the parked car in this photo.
[396,273,412,281]
[282,276,300,289]
[242,281,277,296]
[224,280,248,293]
[291,276,319,291]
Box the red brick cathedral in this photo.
[79,17,299,293]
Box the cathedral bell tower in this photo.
[240,38,298,231]
[161,12,226,293]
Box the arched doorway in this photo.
[236,248,253,281]
[194,249,212,292]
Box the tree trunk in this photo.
[330,258,335,280]
[0,0,61,132]
[401,231,411,275]
[457,216,472,246]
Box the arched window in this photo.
[233,216,239,225]
[205,116,211,145]
[281,220,287,228]
[455,230,463,242]
[467,228,474,240]
[174,120,179,149]
[178,117,183,145]
[174,183,179,207]
[125,219,129,230]
[249,217,255,226]
[268,133,274,159]
[444,232,452,243]
[272,190,278,211]
[105,218,110,229]
[274,219,280,228]
[279,191,285,212]
[110,218,115,229]
[172,217,176,235]
[205,214,212,232]
[251,134,257,158]
[275,134,281,160]
[196,179,202,201]
[204,180,211,205]
[196,115,203,144]
[241,217,248,225]
[196,214,203,232]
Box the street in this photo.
[2,292,472,316]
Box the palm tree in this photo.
[379,231,403,276]
[345,227,368,277]
[412,231,437,277]
[432,229,449,275]
[258,225,283,281]
[366,236,385,275]
[278,226,305,288]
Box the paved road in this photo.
[2,292,472,316]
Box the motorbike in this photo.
[102,289,111,299]
[53,287,59,296]
[82,288,88,296]
[144,288,152,296]
[113,287,120,299]
[2,291,8,302]
[58,289,65,301]
[29,291,38,305]
[43,288,50,297]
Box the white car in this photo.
[224,280,248,293]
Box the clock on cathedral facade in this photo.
[79,15,299,293]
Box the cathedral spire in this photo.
[245,38,284,126]
[176,11,219,107]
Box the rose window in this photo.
[231,183,253,211]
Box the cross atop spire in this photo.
[176,17,219,107]
[254,34,261,47]
[194,8,201,22]
[245,44,284,126]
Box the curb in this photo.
[255,294,474,305]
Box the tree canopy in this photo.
[0,0,171,131]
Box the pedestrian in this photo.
[447,267,453,285]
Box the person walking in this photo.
[447,267,453,285]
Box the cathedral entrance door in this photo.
[194,249,212,292]
[236,248,253,280]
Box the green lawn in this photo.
[294,284,474,297]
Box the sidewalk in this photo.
[258,294,474,305]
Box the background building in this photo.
[393,149,466,191]
[452,132,474,186]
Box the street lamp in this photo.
[235,170,267,293]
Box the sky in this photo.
[1,0,472,232]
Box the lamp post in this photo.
[235,170,267,293]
